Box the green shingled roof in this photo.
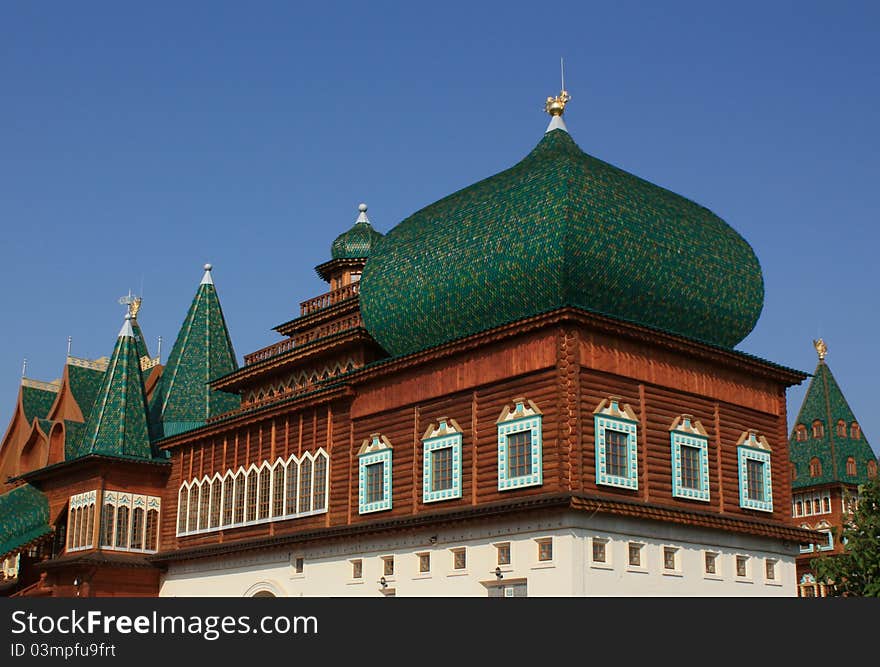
[150,270,239,438]
[0,484,50,559]
[790,360,876,489]
[131,318,151,362]
[331,208,384,259]
[361,127,764,356]
[75,319,153,460]
[21,386,57,424]
[66,363,106,420]
[62,420,86,460]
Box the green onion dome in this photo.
[331,204,384,259]
[360,126,764,356]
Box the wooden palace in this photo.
[0,91,830,596]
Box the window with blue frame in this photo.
[497,399,543,491]
[670,415,710,502]
[737,430,773,512]
[594,397,638,490]
[358,434,393,514]
[422,418,463,503]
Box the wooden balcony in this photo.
[243,338,296,365]
[299,281,359,316]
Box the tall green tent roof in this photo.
[789,358,876,489]
[361,126,764,356]
[74,315,154,460]
[150,266,239,438]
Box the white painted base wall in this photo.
[159,511,799,597]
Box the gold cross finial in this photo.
[813,338,827,362]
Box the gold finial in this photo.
[813,338,827,362]
[545,89,571,117]
[129,296,142,319]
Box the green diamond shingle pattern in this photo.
[360,128,764,356]
[21,386,57,424]
[66,364,106,420]
[150,280,239,438]
[331,219,384,259]
[0,484,50,559]
[131,318,151,362]
[75,327,153,460]
[62,420,86,460]
[789,360,876,489]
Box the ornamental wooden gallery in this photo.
[1,92,826,597]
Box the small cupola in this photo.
[316,203,384,289]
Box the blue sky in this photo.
[1,1,877,455]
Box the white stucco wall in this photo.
[159,511,798,597]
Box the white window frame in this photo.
[358,435,393,514]
[594,398,638,490]
[497,400,543,491]
[422,419,463,503]
[670,415,710,502]
[737,431,773,512]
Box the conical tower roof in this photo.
[790,342,876,489]
[150,264,239,437]
[75,314,153,460]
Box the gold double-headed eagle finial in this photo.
[129,296,142,320]
[545,89,571,117]
[813,338,827,362]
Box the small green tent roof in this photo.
[66,363,106,419]
[790,359,876,489]
[0,484,50,559]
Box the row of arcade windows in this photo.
[176,449,329,536]
[101,492,160,552]
[67,490,160,553]
[805,456,876,479]
[357,397,775,515]
[794,421,861,441]
[792,492,832,517]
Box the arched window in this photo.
[795,425,807,442]
[209,478,222,528]
[130,507,145,550]
[851,423,861,440]
[258,466,271,520]
[313,452,328,511]
[299,458,313,514]
[846,457,857,476]
[245,469,258,522]
[115,505,130,549]
[177,486,189,534]
[220,475,232,526]
[187,483,199,532]
[101,503,115,546]
[85,505,94,548]
[868,460,877,479]
[272,463,285,517]
[145,509,159,551]
[285,458,299,515]
[233,472,245,524]
[812,421,824,438]
[810,457,822,478]
[837,420,847,437]
[198,482,210,530]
